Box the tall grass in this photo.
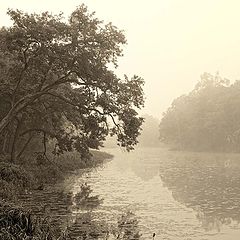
[0,201,69,240]
[0,150,113,239]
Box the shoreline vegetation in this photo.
[0,4,144,239]
[0,150,113,239]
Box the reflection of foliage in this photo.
[113,211,141,240]
[9,181,142,239]
[160,152,240,231]
[72,185,141,239]
[74,183,102,210]
[68,212,109,239]
[196,213,231,232]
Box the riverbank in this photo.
[0,150,113,239]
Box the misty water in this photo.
[69,147,240,240]
[18,147,240,239]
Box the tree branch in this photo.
[20,128,54,137]
[43,131,47,155]
[40,91,122,132]
[11,46,29,106]
[10,116,23,162]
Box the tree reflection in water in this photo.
[114,211,142,239]
[159,152,240,232]
[70,183,141,239]
[18,182,141,239]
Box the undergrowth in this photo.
[0,162,33,200]
[0,201,68,240]
[0,149,113,239]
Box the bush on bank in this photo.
[0,150,113,239]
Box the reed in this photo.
[0,201,68,240]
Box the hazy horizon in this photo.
[1,0,240,118]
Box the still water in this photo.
[70,147,240,240]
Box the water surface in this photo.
[70,147,240,240]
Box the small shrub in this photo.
[0,180,17,200]
[0,162,32,189]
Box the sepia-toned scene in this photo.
[1,1,240,239]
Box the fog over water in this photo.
[2,1,240,239]
[1,0,240,118]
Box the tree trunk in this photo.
[0,114,12,135]
[2,130,9,154]
[17,134,34,159]
[10,118,22,163]
[0,91,46,134]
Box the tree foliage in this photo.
[159,72,240,152]
[0,5,144,162]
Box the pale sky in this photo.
[1,0,240,118]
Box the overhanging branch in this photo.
[40,91,121,132]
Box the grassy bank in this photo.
[1,149,113,195]
[0,150,113,239]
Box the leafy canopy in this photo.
[0,5,144,160]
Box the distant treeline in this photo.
[159,72,240,152]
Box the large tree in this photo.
[0,5,144,162]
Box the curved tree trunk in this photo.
[0,91,46,134]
